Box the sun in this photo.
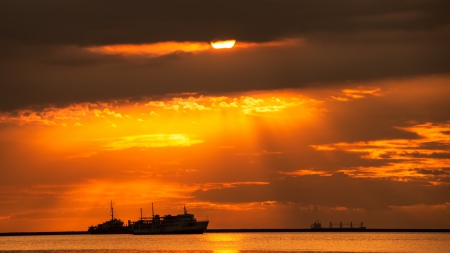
[210,40,236,49]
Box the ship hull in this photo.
[133,229,206,235]
[88,229,132,234]
[310,228,366,231]
[133,221,209,235]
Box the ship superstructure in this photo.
[311,220,366,229]
[87,201,131,234]
[131,204,209,234]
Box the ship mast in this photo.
[152,202,154,219]
[151,203,155,230]
[110,200,114,220]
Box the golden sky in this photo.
[0,0,449,232]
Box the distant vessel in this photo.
[131,204,209,234]
[311,220,366,229]
[87,201,131,234]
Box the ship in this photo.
[87,201,131,234]
[311,220,366,230]
[130,204,209,234]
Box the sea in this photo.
[0,232,449,253]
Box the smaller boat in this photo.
[311,220,366,229]
[87,201,131,234]
[131,204,209,234]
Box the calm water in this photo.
[0,232,449,253]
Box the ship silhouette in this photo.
[88,202,209,235]
[87,201,130,234]
[311,220,366,229]
[130,203,209,234]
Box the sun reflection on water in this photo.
[213,250,239,253]
[206,233,244,252]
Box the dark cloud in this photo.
[404,141,450,151]
[193,173,450,210]
[322,80,450,141]
[411,168,449,175]
[1,39,449,111]
[0,0,449,111]
[1,0,449,45]
[0,0,445,45]
[259,149,392,173]
[405,152,450,159]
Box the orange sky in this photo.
[1,75,449,231]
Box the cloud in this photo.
[411,168,449,176]
[99,134,204,151]
[86,39,301,57]
[0,93,319,126]
[1,1,449,111]
[1,35,449,111]
[193,173,450,211]
[87,42,211,56]
[1,1,448,45]
[309,122,450,183]
[341,87,382,99]
[0,101,128,126]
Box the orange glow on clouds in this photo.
[341,87,382,99]
[86,39,304,56]
[311,122,450,183]
[99,134,204,151]
[87,41,211,56]
[0,91,321,173]
[0,92,319,126]
[280,169,332,177]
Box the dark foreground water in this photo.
[0,232,449,252]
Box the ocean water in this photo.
[0,232,449,253]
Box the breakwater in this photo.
[1,228,449,236]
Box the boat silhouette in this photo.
[311,220,366,229]
[130,204,209,234]
[87,201,131,234]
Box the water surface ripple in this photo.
[0,232,449,253]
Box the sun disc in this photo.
[210,40,236,49]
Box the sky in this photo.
[0,0,449,232]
